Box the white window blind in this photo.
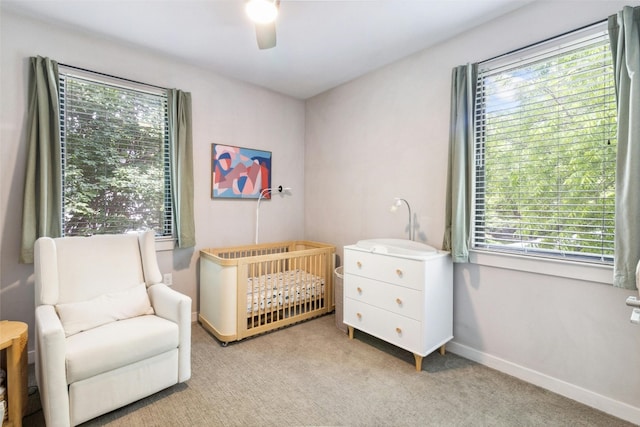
[59,68,172,237]
[473,23,616,263]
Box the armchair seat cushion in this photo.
[65,315,179,384]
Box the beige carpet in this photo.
[23,314,634,426]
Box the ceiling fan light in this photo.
[246,0,278,25]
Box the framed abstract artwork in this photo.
[211,144,272,199]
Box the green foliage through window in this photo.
[59,70,171,237]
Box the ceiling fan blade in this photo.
[255,22,276,49]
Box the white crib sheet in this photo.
[246,269,325,313]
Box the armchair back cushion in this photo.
[35,232,162,306]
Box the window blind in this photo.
[59,69,172,237]
[473,23,616,263]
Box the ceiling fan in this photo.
[245,0,280,50]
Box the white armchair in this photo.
[34,231,191,427]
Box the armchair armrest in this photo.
[148,283,191,325]
[35,305,71,427]
[148,284,192,382]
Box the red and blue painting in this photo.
[211,144,272,199]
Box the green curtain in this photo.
[168,89,196,248]
[443,64,477,263]
[609,6,640,290]
[20,56,62,264]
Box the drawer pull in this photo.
[396,269,403,277]
[357,261,362,268]
[395,298,402,306]
[395,327,402,334]
[357,287,363,294]
[356,312,362,319]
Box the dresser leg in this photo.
[413,354,423,371]
[439,344,446,355]
[348,326,354,340]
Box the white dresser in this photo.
[343,244,453,371]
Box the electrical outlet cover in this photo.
[163,273,172,286]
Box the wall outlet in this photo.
[163,273,173,286]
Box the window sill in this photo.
[468,249,613,285]
[155,237,176,252]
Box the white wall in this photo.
[305,1,640,424]
[0,10,305,348]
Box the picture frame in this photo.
[211,144,272,199]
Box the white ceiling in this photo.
[3,0,532,99]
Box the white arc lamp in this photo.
[391,198,413,241]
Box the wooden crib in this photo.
[199,241,335,345]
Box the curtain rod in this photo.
[59,63,167,91]
[479,18,608,65]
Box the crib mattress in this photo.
[247,269,325,313]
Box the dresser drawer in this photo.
[344,273,422,320]
[344,299,422,353]
[344,249,424,290]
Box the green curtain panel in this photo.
[168,89,196,248]
[20,56,62,264]
[609,6,640,290]
[443,64,477,263]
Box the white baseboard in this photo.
[192,311,198,323]
[447,341,640,425]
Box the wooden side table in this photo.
[0,321,28,427]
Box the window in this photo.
[59,68,173,238]
[473,23,616,264]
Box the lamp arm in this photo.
[406,201,413,241]
[392,197,414,241]
[401,199,413,241]
[255,186,292,245]
[255,188,272,245]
